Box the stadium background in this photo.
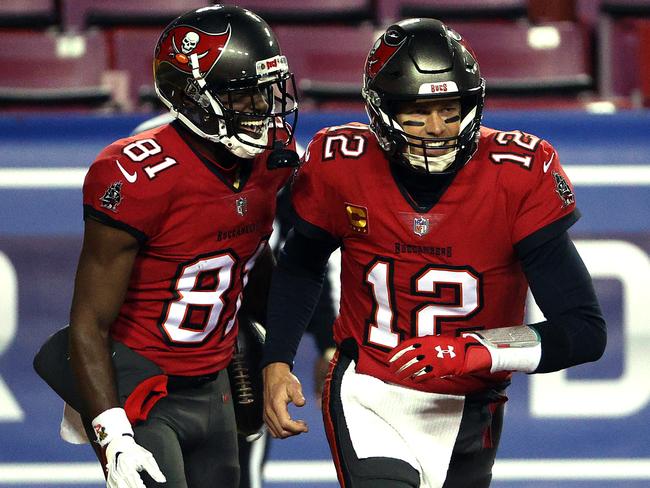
[1,1,650,487]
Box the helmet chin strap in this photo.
[404,148,458,172]
[219,128,268,159]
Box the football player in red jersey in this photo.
[67,5,298,488]
[262,19,606,488]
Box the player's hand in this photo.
[388,334,492,382]
[105,435,166,488]
[263,362,309,439]
[313,347,335,408]
[92,407,166,488]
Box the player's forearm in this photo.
[306,277,337,354]
[68,248,128,417]
[475,231,606,375]
[520,232,607,373]
[68,219,139,418]
[69,313,120,419]
[261,229,335,369]
[529,308,606,373]
[261,228,337,366]
[476,311,606,375]
[260,263,326,368]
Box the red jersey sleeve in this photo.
[508,138,578,245]
[290,129,344,238]
[83,140,167,241]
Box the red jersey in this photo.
[83,123,293,376]
[292,123,578,395]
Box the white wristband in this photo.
[464,326,542,374]
[91,407,134,447]
[487,342,541,373]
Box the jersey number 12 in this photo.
[365,259,481,349]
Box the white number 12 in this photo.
[365,259,480,349]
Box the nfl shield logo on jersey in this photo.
[413,216,430,236]
[235,197,248,216]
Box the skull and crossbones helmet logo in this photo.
[169,30,209,66]
[181,31,200,54]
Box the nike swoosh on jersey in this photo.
[543,153,555,173]
[116,160,137,183]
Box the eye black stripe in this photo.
[402,120,425,126]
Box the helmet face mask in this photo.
[362,19,485,174]
[218,75,298,154]
[154,6,298,159]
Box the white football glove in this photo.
[92,408,166,488]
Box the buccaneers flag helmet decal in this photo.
[365,29,406,80]
[156,24,231,76]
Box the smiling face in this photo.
[219,87,271,140]
[394,98,461,157]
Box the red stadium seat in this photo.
[223,0,374,25]
[600,0,650,14]
[274,25,377,109]
[377,0,527,25]
[0,31,116,110]
[597,0,650,104]
[62,0,209,30]
[108,19,379,111]
[449,21,593,96]
[576,0,603,27]
[107,28,160,109]
[639,20,650,105]
[277,21,593,110]
[0,0,57,29]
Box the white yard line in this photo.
[0,165,650,189]
[0,459,649,484]
[0,168,86,189]
[565,165,650,186]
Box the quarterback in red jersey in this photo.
[262,19,606,488]
[67,6,298,488]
